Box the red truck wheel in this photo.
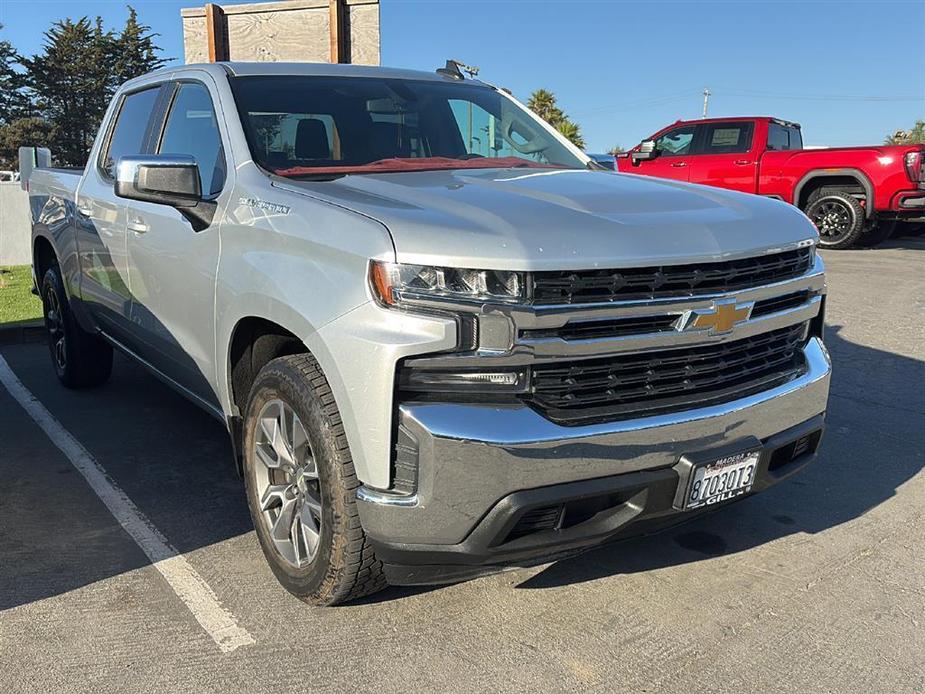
[804,190,866,249]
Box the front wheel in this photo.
[242,354,386,606]
[804,190,866,249]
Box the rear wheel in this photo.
[804,189,866,249]
[41,264,113,388]
[242,353,386,606]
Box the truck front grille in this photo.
[527,323,808,425]
[531,247,813,305]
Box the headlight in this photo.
[370,261,525,307]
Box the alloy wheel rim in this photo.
[810,200,853,243]
[44,287,66,371]
[253,399,323,568]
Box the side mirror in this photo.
[631,140,659,164]
[115,155,217,231]
[115,155,202,208]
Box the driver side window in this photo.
[655,125,697,156]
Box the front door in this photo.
[126,79,229,408]
[75,86,162,341]
[629,124,698,183]
[687,121,758,194]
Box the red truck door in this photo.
[687,120,759,193]
[629,123,698,182]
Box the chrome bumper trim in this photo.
[358,338,831,545]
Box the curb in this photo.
[0,320,45,346]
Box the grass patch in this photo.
[0,265,42,326]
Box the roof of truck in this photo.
[673,116,801,128]
[134,61,481,85]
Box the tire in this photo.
[242,353,386,606]
[41,264,113,388]
[857,220,897,247]
[803,189,867,249]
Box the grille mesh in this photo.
[528,323,808,424]
[531,247,813,305]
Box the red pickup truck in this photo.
[616,116,925,248]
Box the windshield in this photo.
[231,75,586,177]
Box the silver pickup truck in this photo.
[21,62,831,605]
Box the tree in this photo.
[23,18,115,165]
[526,88,586,149]
[0,25,32,125]
[21,8,170,166]
[113,6,168,86]
[527,89,564,125]
[0,117,55,168]
[555,120,586,150]
[884,120,925,145]
[608,145,625,155]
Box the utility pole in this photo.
[702,88,711,118]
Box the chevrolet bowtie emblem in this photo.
[687,300,753,335]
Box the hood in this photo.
[275,168,817,270]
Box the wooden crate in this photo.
[181,0,380,65]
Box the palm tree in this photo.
[527,89,561,123]
[556,120,585,149]
[884,120,925,145]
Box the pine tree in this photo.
[23,18,115,165]
[19,7,169,166]
[113,6,168,85]
[0,25,33,125]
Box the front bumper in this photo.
[357,337,832,584]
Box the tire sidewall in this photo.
[805,192,865,249]
[41,266,74,384]
[242,361,345,599]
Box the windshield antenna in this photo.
[436,59,480,80]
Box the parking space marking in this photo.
[0,354,255,653]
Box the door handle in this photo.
[733,160,753,166]
[669,161,687,168]
[127,218,149,234]
[76,205,93,217]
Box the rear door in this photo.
[125,78,228,408]
[687,120,759,193]
[75,86,163,340]
[628,123,698,182]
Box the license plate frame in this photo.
[672,439,764,511]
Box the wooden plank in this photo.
[329,0,346,63]
[205,3,229,62]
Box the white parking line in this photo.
[0,355,255,653]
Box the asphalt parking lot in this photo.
[1,237,923,694]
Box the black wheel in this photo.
[857,220,897,247]
[41,264,113,388]
[804,189,866,249]
[242,353,386,606]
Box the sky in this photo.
[1,0,923,152]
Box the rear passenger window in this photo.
[102,87,160,177]
[701,122,754,154]
[768,122,802,151]
[159,83,225,196]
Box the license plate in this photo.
[684,450,759,510]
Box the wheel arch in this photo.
[32,234,58,292]
[794,169,874,217]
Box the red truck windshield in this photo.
[231,76,586,177]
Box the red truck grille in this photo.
[530,247,813,305]
[527,323,808,425]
